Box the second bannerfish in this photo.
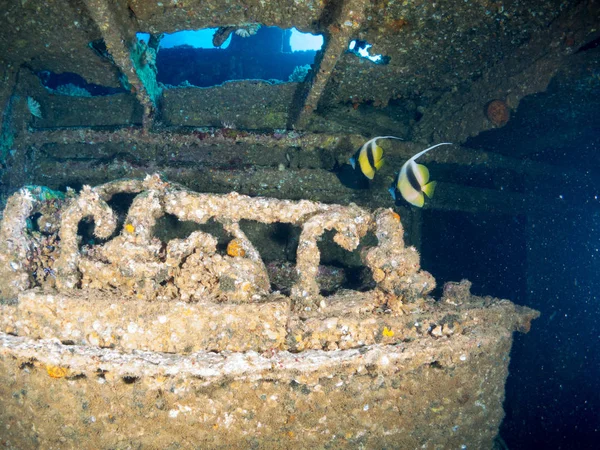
[389,142,453,207]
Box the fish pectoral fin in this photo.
[375,157,385,170]
[411,193,425,207]
[422,180,437,198]
[362,167,375,179]
[399,178,425,207]
[415,164,430,184]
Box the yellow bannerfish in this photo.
[349,136,403,180]
[389,142,452,207]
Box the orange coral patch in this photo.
[46,365,69,378]
[386,18,409,32]
[227,239,246,257]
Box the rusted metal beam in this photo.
[21,128,599,191]
[81,0,157,130]
[27,154,595,219]
[295,0,365,129]
[0,65,17,128]
[413,0,600,144]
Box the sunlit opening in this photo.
[136,30,232,49]
[135,27,325,88]
[289,28,324,52]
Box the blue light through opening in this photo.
[136,30,232,49]
[136,27,324,88]
[348,40,389,64]
[136,33,149,43]
[137,28,322,51]
[290,28,324,51]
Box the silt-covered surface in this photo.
[0,0,122,88]
[162,82,299,129]
[0,292,538,449]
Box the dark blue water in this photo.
[421,64,600,449]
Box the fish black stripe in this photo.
[406,163,422,192]
[366,142,376,171]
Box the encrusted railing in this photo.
[0,175,435,308]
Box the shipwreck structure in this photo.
[1,0,598,447]
[0,176,538,448]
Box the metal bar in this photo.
[81,0,156,129]
[295,0,365,129]
[21,128,599,190]
[27,156,595,218]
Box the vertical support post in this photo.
[295,0,365,129]
[0,65,18,167]
[1,67,30,189]
[0,65,17,127]
[81,0,159,130]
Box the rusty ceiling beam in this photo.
[81,0,156,130]
[295,0,365,129]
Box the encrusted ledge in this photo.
[0,284,538,355]
[2,290,289,353]
[0,293,538,449]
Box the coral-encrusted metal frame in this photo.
[0,175,434,309]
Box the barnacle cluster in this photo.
[362,209,436,308]
[26,231,60,288]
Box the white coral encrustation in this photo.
[235,28,251,38]
[235,23,260,38]
[27,97,42,118]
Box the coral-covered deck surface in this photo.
[0,178,538,448]
[0,288,537,449]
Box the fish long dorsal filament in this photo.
[368,136,404,145]
[407,142,453,164]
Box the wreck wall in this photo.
[0,294,535,450]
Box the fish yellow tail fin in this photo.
[422,181,437,198]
